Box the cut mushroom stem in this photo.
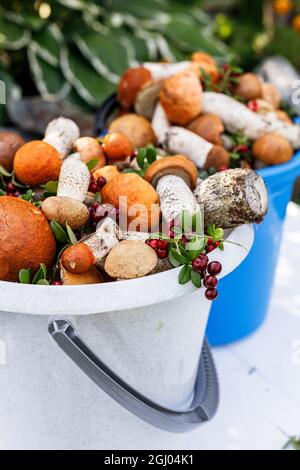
[43,117,80,158]
[156,175,201,223]
[61,217,119,274]
[203,92,300,148]
[193,169,268,229]
[41,154,90,229]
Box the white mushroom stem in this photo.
[142,61,191,80]
[43,117,80,157]
[203,92,300,148]
[57,154,90,202]
[194,169,268,229]
[152,102,171,145]
[156,175,200,223]
[165,127,213,168]
[118,230,149,242]
[83,217,119,266]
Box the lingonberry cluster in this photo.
[192,254,222,300]
[89,201,119,231]
[5,182,21,197]
[88,174,106,193]
[146,238,169,259]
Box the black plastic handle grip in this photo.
[48,318,219,433]
[95,93,118,135]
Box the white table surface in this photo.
[193,202,300,450]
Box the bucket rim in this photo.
[0,224,254,316]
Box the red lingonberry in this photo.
[157,249,168,259]
[157,239,168,250]
[207,261,222,275]
[205,288,218,300]
[204,275,218,289]
[192,254,208,273]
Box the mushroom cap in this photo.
[0,197,56,282]
[191,52,216,66]
[205,145,230,171]
[108,113,156,149]
[60,264,104,285]
[14,140,62,186]
[191,52,219,84]
[252,133,293,165]
[275,109,293,124]
[44,117,80,158]
[144,155,198,188]
[93,165,119,182]
[160,69,203,126]
[233,73,262,101]
[117,67,152,109]
[102,132,133,161]
[101,173,160,231]
[0,131,25,172]
[61,243,96,274]
[74,137,106,170]
[42,196,89,230]
[261,83,281,109]
[104,240,158,279]
[134,80,162,119]
[188,113,224,145]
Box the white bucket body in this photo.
[0,225,253,450]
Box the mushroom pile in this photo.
[0,58,270,299]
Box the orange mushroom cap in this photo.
[102,132,133,161]
[144,155,198,188]
[14,141,62,186]
[117,67,152,109]
[61,243,96,274]
[0,197,56,282]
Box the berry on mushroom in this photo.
[0,197,56,282]
[41,154,90,229]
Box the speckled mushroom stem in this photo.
[194,169,268,230]
[203,92,300,148]
[57,154,90,202]
[83,217,120,267]
[156,175,200,223]
[43,117,80,158]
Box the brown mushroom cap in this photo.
[102,132,133,161]
[144,155,198,188]
[104,240,158,279]
[205,145,230,170]
[60,263,102,285]
[0,197,56,282]
[0,131,25,172]
[188,113,224,145]
[42,196,89,230]
[14,140,62,186]
[233,73,262,101]
[160,69,203,125]
[261,83,281,109]
[101,173,160,231]
[117,67,152,109]
[61,242,96,274]
[74,137,106,171]
[252,133,293,165]
[93,165,119,182]
[108,114,156,149]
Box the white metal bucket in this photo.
[0,225,253,450]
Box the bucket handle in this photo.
[48,318,219,433]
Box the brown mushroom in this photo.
[188,113,224,145]
[108,114,156,149]
[0,197,56,282]
[74,137,105,171]
[117,67,152,109]
[102,132,133,161]
[261,83,281,109]
[93,165,120,183]
[61,243,96,274]
[144,155,198,188]
[252,133,293,165]
[0,131,25,172]
[205,145,230,171]
[60,264,104,285]
[160,69,203,125]
[134,80,162,118]
[104,240,158,279]
[233,73,262,101]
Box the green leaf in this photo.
[192,211,204,235]
[86,159,100,171]
[170,248,189,266]
[44,180,58,194]
[122,168,143,176]
[207,224,216,237]
[219,241,225,251]
[191,270,202,288]
[178,265,191,285]
[180,210,193,233]
[18,269,31,284]
[212,228,224,242]
[137,147,147,169]
[187,237,206,260]
[145,145,157,164]
[37,279,50,286]
[21,189,34,202]
[11,173,28,188]
[0,16,31,50]
[0,165,12,177]
[50,220,69,243]
[30,24,63,67]
[168,249,181,268]
[32,263,47,284]
[66,224,78,245]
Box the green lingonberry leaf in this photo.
[66,223,78,245]
[86,159,100,171]
[191,269,202,288]
[178,265,191,285]
[18,268,31,284]
[50,220,69,243]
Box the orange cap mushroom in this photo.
[61,243,96,274]
[0,197,56,282]
[14,141,62,186]
[0,131,25,172]
[93,165,120,183]
[108,114,156,149]
[101,173,160,231]
[144,155,198,188]
[261,83,281,109]
[191,52,219,84]
[252,133,293,165]
[74,137,106,170]
[117,67,152,109]
[205,145,230,170]
[102,132,133,161]
[233,73,262,101]
[188,113,224,145]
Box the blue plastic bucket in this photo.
[207,151,300,346]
